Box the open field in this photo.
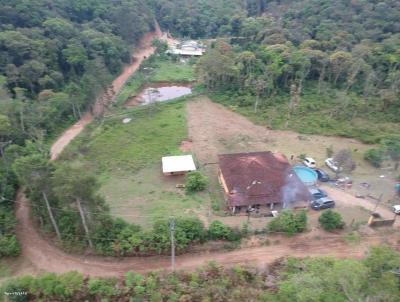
[101,164,210,228]
[60,100,211,228]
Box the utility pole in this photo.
[170,217,176,271]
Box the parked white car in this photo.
[303,157,316,168]
[325,158,342,172]
[393,205,400,215]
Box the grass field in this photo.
[60,99,211,228]
[62,101,188,172]
[115,57,195,105]
[101,164,210,228]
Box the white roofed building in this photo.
[162,155,196,175]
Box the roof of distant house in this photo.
[167,48,203,56]
[218,151,311,207]
[162,155,196,173]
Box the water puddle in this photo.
[126,83,192,107]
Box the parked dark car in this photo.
[311,197,335,210]
[308,188,327,200]
[315,168,330,182]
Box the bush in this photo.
[318,210,345,231]
[0,235,21,257]
[185,171,208,192]
[208,220,241,242]
[364,148,384,167]
[268,210,308,235]
[88,278,117,297]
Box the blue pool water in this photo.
[293,166,318,186]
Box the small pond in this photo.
[126,83,192,106]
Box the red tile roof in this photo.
[218,151,311,207]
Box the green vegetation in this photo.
[208,220,241,242]
[115,56,195,105]
[268,210,308,235]
[151,59,195,82]
[185,171,208,193]
[344,232,362,245]
[364,148,384,168]
[209,84,400,145]
[1,0,399,269]
[61,101,187,172]
[194,0,400,144]
[0,0,154,259]
[2,246,399,301]
[318,210,345,231]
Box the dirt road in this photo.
[50,24,162,160]
[14,191,399,277]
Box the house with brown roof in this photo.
[218,151,311,214]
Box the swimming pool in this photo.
[293,166,318,186]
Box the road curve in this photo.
[16,190,399,277]
[13,26,400,278]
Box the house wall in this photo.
[218,169,230,194]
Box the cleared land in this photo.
[185,97,398,229]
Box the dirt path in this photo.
[50,24,162,160]
[14,191,399,277]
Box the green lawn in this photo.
[101,164,209,228]
[60,100,211,228]
[150,60,195,82]
[62,101,188,172]
[115,58,195,105]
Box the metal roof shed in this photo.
[162,155,196,175]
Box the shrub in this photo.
[88,278,117,297]
[268,210,308,235]
[318,210,345,231]
[364,148,384,167]
[0,235,21,257]
[185,171,208,192]
[208,220,241,242]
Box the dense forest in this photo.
[2,246,399,301]
[196,0,400,144]
[0,0,400,259]
[0,0,154,257]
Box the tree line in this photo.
[194,0,399,146]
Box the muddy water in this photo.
[126,83,192,106]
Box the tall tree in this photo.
[52,164,103,248]
[12,153,61,240]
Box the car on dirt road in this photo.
[303,157,316,168]
[393,205,400,215]
[310,197,335,210]
[308,188,328,200]
[325,158,342,172]
[315,168,330,182]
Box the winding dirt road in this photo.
[15,188,399,277]
[12,30,400,278]
[50,25,162,160]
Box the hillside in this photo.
[0,1,399,300]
